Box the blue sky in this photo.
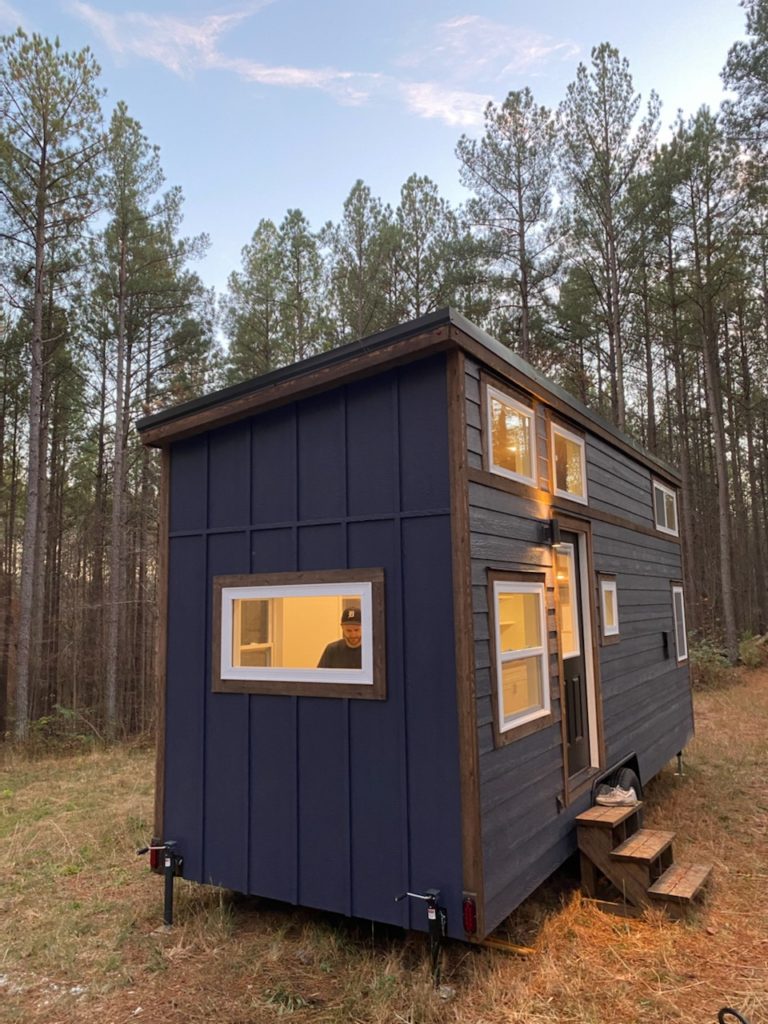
[4,1,747,296]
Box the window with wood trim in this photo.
[598,574,620,643]
[486,385,537,486]
[212,569,385,698]
[653,480,679,535]
[671,584,688,663]
[552,423,588,504]
[492,579,550,732]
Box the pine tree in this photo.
[0,31,103,739]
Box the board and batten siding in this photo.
[463,357,693,935]
[163,355,466,938]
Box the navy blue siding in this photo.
[164,533,206,880]
[163,356,465,938]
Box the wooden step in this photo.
[648,863,712,903]
[575,803,643,829]
[611,829,674,864]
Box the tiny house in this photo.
[137,309,693,941]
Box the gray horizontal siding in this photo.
[592,519,692,776]
[462,355,692,934]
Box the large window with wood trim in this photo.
[212,569,385,698]
[551,423,588,504]
[671,584,688,663]
[492,579,550,732]
[653,480,679,536]
[486,385,537,486]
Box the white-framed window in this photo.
[212,570,385,698]
[671,584,688,663]
[599,575,620,640]
[492,579,550,732]
[653,480,679,536]
[551,423,588,504]
[487,385,537,486]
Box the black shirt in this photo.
[317,639,362,669]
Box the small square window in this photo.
[487,386,537,486]
[653,480,679,536]
[671,584,688,662]
[212,569,385,698]
[598,574,620,644]
[492,579,550,731]
[552,424,588,504]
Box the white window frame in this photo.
[653,480,679,536]
[220,581,374,685]
[551,422,588,505]
[671,584,688,663]
[599,578,620,637]
[493,579,550,732]
[486,385,537,487]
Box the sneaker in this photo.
[595,784,638,807]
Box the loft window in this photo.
[671,584,688,663]
[653,480,679,536]
[598,573,620,643]
[552,423,588,504]
[212,569,385,698]
[487,385,537,486]
[492,579,550,732]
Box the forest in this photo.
[1,2,766,740]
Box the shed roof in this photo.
[136,308,679,483]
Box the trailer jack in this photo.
[395,889,447,986]
[137,840,183,926]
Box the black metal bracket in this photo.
[395,888,448,985]
[137,839,183,926]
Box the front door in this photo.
[555,530,591,776]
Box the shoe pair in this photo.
[595,783,638,806]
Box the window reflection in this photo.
[489,390,534,481]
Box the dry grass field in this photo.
[1,668,767,1024]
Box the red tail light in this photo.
[462,895,477,935]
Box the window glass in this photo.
[665,491,678,533]
[553,426,587,502]
[554,544,580,657]
[498,592,541,651]
[488,387,535,483]
[599,577,619,638]
[672,585,688,661]
[501,657,543,719]
[493,580,549,731]
[653,481,679,535]
[232,595,361,670]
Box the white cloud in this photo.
[69,2,264,76]
[400,82,490,127]
[70,1,379,103]
[68,2,498,126]
[402,15,580,83]
[0,0,25,30]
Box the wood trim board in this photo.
[446,350,485,939]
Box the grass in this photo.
[1,668,767,1024]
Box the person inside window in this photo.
[318,607,362,668]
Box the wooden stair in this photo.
[576,802,712,919]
